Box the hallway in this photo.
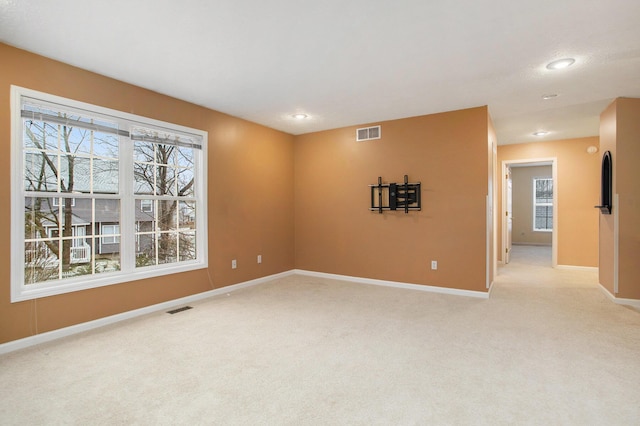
[508,244,552,267]
[497,244,599,289]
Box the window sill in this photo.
[12,261,207,303]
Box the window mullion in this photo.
[92,198,96,275]
[119,133,135,272]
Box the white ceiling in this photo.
[1,0,639,144]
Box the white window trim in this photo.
[140,199,153,212]
[533,177,553,232]
[52,198,75,207]
[11,86,208,302]
[101,224,121,244]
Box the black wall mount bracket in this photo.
[369,175,421,214]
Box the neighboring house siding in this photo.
[26,197,156,259]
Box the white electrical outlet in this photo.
[431,260,438,270]
[232,259,237,269]
[257,255,262,264]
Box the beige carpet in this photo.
[2,249,640,425]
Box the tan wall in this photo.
[599,102,616,293]
[0,43,295,344]
[497,137,600,267]
[617,98,640,299]
[511,166,553,245]
[601,98,640,299]
[294,107,490,292]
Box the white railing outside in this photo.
[71,244,91,263]
[26,241,91,265]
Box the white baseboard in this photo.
[598,284,640,309]
[487,280,496,296]
[556,265,599,272]
[294,269,489,299]
[0,270,295,355]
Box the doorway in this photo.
[502,158,557,268]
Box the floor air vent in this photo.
[167,306,193,314]
[356,125,381,141]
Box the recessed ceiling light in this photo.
[292,113,308,119]
[542,94,558,100]
[546,58,575,70]
[533,131,549,136]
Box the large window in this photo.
[11,86,207,302]
[533,178,553,232]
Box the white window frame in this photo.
[11,86,208,302]
[52,197,75,207]
[101,224,121,244]
[533,177,553,232]
[140,199,153,212]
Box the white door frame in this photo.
[501,158,558,267]
[505,166,513,264]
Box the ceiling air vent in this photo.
[356,125,381,142]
